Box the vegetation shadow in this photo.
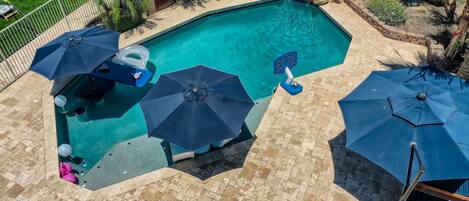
[379,54,469,88]
[378,51,428,70]
[124,18,163,38]
[179,0,213,10]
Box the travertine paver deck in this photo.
[0,0,426,200]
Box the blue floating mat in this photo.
[280,81,303,95]
[91,60,153,87]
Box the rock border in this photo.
[343,0,429,46]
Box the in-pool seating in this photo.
[170,143,211,162]
[73,75,116,101]
[170,129,247,162]
[211,137,236,148]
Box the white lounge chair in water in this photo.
[211,137,236,148]
[170,143,210,162]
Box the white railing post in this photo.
[0,48,17,77]
[0,0,101,92]
[57,0,72,31]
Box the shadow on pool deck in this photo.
[165,96,271,180]
[329,132,402,201]
[377,51,428,70]
[169,127,256,180]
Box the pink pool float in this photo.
[59,162,72,176]
[59,162,77,184]
[62,173,77,184]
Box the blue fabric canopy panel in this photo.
[339,67,469,184]
[30,26,119,80]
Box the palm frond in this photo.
[124,0,139,21]
[111,0,122,24]
[140,0,150,15]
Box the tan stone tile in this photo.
[5,183,25,199]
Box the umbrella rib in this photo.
[346,115,394,146]
[443,113,469,164]
[205,74,237,87]
[44,48,70,79]
[205,102,238,135]
[143,97,185,136]
[73,47,96,74]
[210,92,254,105]
[80,40,118,52]
[161,74,194,89]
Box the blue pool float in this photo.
[91,59,153,88]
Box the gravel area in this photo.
[400,2,457,45]
[357,0,466,45]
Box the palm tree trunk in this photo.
[445,0,469,60]
[458,50,469,79]
[444,0,457,23]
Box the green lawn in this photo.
[0,0,49,31]
[0,0,89,61]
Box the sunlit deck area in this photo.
[0,0,429,200]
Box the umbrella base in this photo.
[280,81,303,95]
[74,76,115,101]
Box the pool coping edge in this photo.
[41,0,356,195]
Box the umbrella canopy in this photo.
[139,65,255,150]
[30,26,119,80]
[339,67,469,184]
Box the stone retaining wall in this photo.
[343,0,429,46]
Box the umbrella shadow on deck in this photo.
[329,131,402,201]
[168,124,256,180]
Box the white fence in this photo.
[0,0,102,91]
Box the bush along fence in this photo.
[0,0,102,92]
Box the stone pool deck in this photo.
[0,0,426,200]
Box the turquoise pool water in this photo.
[144,0,350,100]
[56,0,350,188]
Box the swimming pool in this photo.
[144,0,350,100]
[55,0,351,189]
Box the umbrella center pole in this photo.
[279,66,303,96]
[400,142,426,201]
[284,67,295,85]
[416,92,427,101]
[184,85,208,102]
[63,36,83,47]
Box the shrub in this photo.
[367,0,408,26]
[95,0,149,32]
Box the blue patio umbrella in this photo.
[339,67,469,184]
[139,65,255,150]
[30,26,119,80]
